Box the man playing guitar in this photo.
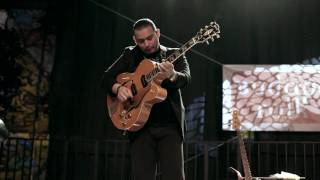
[101,18,191,180]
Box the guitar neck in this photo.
[145,38,197,83]
[237,130,253,180]
[144,21,220,83]
[166,38,197,63]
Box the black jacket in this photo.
[101,45,191,139]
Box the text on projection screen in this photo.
[223,65,320,131]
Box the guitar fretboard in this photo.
[144,38,196,83]
[237,130,253,180]
[143,21,220,84]
[232,110,253,180]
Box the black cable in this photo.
[184,136,238,163]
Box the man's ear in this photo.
[132,35,137,44]
[156,28,160,38]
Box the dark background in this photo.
[47,0,320,140]
[3,0,320,179]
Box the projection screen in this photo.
[223,64,320,131]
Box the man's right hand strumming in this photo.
[112,83,133,102]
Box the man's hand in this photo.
[158,60,176,81]
[112,83,133,102]
[117,86,133,102]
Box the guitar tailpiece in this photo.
[122,130,127,136]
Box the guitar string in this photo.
[87,0,224,67]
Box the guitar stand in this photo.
[229,167,306,180]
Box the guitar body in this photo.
[106,59,167,132]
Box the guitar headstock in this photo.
[194,21,220,44]
[232,110,240,131]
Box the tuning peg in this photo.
[210,22,214,25]
[216,34,220,38]
[205,25,208,29]
[206,41,209,45]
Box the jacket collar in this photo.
[134,45,167,60]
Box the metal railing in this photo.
[1,138,319,180]
[0,137,48,180]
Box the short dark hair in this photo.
[133,18,157,31]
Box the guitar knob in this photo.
[127,114,132,118]
[120,110,127,118]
